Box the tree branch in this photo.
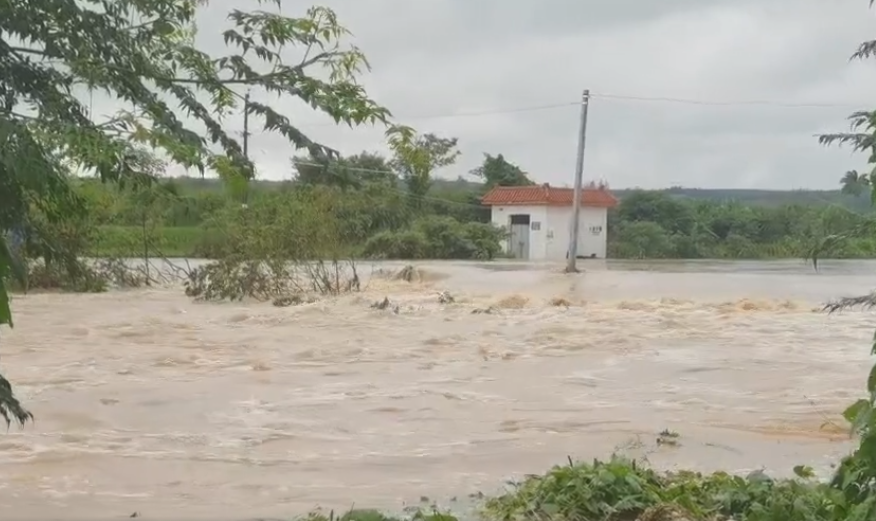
[823,292,876,313]
[8,46,50,58]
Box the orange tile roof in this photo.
[481,184,618,208]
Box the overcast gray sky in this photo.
[90,0,876,189]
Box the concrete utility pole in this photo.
[565,89,591,273]
[242,91,251,160]
[241,91,252,206]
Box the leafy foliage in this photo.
[0,238,30,427]
[184,258,359,302]
[293,152,396,189]
[0,0,399,425]
[805,2,876,519]
[79,150,515,261]
[469,153,533,188]
[609,191,874,259]
[841,170,871,197]
[819,294,876,518]
[363,215,504,260]
[180,185,365,301]
[809,2,876,262]
[70,170,876,261]
[301,508,459,521]
[388,130,460,208]
[482,455,856,521]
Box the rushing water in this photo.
[1,259,875,519]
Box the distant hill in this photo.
[159,176,871,212]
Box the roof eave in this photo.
[482,200,548,206]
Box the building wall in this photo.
[489,205,608,260]
[546,206,607,260]
[489,204,548,259]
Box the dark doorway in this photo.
[509,214,531,259]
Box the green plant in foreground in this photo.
[479,455,857,521]
[810,1,876,517]
[303,509,460,521]
[0,237,32,426]
[821,297,876,518]
[0,0,404,425]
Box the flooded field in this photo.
[1,259,874,519]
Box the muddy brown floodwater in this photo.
[1,259,874,519]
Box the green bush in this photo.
[303,509,459,521]
[482,455,848,521]
[91,225,196,257]
[363,229,428,259]
[89,225,238,259]
[362,216,503,260]
[609,221,673,259]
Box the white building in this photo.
[481,183,618,261]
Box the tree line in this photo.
[72,151,876,261]
[75,149,532,260]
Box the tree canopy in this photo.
[388,131,460,206]
[0,0,403,425]
[469,153,533,188]
[292,152,395,189]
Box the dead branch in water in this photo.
[144,247,196,284]
[822,292,876,313]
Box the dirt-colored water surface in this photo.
[1,259,873,519]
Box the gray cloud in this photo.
[94,0,876,189]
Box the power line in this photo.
[240,101,581,131]
[396,101,580,119]
[234,92,864,134]
[589,92,862,108]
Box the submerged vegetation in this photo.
[2,0,876,520]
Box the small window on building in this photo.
[546,230,554,239]
[531,221,541,231]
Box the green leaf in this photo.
[0,278,10,328]
[0,239,31,425]
[843,399,871,426]
[792,465,815,479]
[0,236,26,288]
[0,237,22,328]
[152,19,176,37]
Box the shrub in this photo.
[91,225,214,258]
[363,216,503,260]
[458,220,504,259]
[181,189,363,302]
[183,258,360,302]
[482,455,846,521]
[363,229,428,259]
